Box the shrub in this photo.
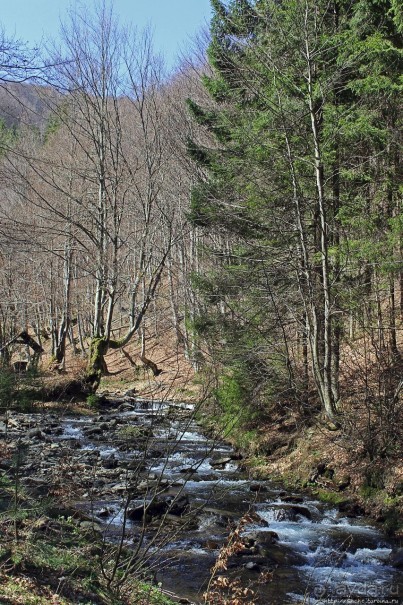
[86,393,100,408]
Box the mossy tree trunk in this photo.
[84,252,168,392]
[85,337,109,393]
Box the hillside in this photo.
[0,82,54,130]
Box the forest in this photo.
[0,1,402,604]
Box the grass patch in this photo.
[0,493,175,605]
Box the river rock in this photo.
[282,494,304,504]
[128,498,169,521]
[230,453,243,461]
[263,543,304,566]
[271,504,311,521]
[389,547,403,569]
[205,540,220,550]
[32,517,65,534]
[145,449,164,459]
[28,428,45,439]
[248,510,269,528]
[97,507,114,518]
[245,530,279,549]
[211,457,232,467]
[101,457,118,469]
[80,520,102,532]
[169,495,190,516]
[289,504,312,519]
[111,482,130,493]
[117,402,135,411]
[126,460,146,472]
[0,459,13,470]
[338,500,364,517]
[7,418,20,428]
[83,426,102,436]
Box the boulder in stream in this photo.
[389,547,403,569]
[250,483,268,493]
[338,499,364,517]
[272,504,311,521]
[244,530,279,550]
[211,456,232,468]
[169,495,190,516]
[101,457,118,469]
[127,498,169,521]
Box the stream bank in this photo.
[1,394,402,604]
[199,403,403,542]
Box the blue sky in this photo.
[1,0,212,70]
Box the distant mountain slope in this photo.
[0,82,56,131]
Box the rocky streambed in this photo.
[1,397,402,604]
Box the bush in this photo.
[86,393,100,408]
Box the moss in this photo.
[117,425,144,439]
[314,490,349,506]
[87,337,107,367]
[85,337,109,392]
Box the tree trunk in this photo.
[85,337,108,392]
[305,16,338,421]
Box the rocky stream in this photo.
[1,396,402,604]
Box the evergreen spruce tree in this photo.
[188,0,402,424]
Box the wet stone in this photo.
[389,547,403,569]
[28,428,45,439]
[250,483,268,492]
[97,507,113,518]
[211,457,232,467]
[270,504,312,521]
[245,531,279,547]
[282,494,304,504]
[338,499,365,517]
[80,520,102,532]
[101,458,118,469]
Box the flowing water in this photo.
[39,398,403,603]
